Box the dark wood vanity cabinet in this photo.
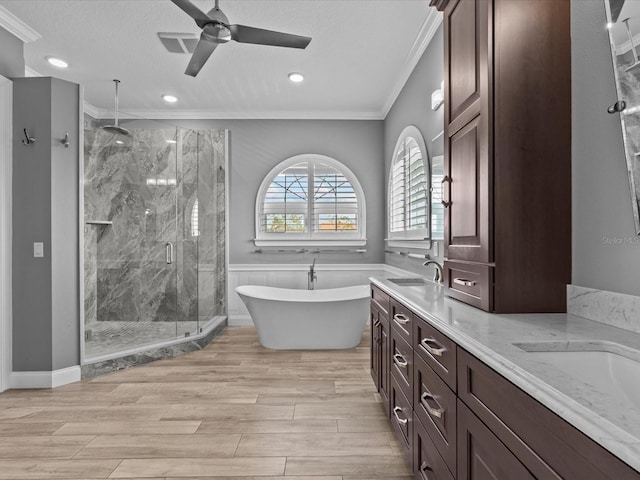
[433,0,572,313]
[370,285,390,416]
[372,285,640,480]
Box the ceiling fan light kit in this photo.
[169,0,312,77]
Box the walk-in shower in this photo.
[83,126,227,361]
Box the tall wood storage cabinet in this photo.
[431,0,571,313]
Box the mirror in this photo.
[605,0,640,234]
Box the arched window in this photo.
[388,126,429,241]
[255,154,366,246]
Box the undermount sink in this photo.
[514,341,640,405]
[387,277,428,286]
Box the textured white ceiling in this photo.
[0,0,440,119]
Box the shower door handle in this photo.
[166,242,174,264]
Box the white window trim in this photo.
[255,154,366,247]
[0,76,12,392]
[387,125,431,249]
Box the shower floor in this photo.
[84,320,205,358]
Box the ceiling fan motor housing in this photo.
[202,22,231,43]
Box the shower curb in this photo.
[80,318,227,380]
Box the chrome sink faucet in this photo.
[423,260,444,284]
[308,258,318,290]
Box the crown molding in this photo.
[380,7,443,118]
[0,6,40,43]
[24,66,41,77]
[82,102,101,119]
[82,102,385,121]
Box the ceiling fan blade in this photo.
[229,24,311,49]
[170,0,213,29]
[184,35,219,77]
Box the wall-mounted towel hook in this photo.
[21,128,35,145]
[61,132,70,148]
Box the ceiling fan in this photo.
[170,0,312,77]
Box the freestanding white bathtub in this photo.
[235,284,370,350]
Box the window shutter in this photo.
[389,132,429,239]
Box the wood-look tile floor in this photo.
[0,326,413,479]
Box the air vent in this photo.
[157,32,199,54]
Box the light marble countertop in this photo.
[370,276,640,473]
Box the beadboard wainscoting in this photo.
[228,263,412,325]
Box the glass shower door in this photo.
[84,128,180,358]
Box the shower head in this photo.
[102,79,130,137]
[102,124,130,136]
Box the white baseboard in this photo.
[228,315,254,326]
[11,365,81,389]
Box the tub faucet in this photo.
[308,258,317,290]
[423,260,444,284]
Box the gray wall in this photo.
[383,25,444,275]
[125,119,385,265]
[572,1,640,296]
[0,27,24,78]
[12,77,79,371]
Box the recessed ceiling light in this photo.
[115,140,124,145]
[607,22,615,29]
[162,94,178,103]
[166,139,177,144]
[288,72,304,83]
[46,57,69,69]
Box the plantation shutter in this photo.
[389,136,428,237]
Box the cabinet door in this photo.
[380,315,390,416]
[370,306,380,392]
[444,114,491,263]
[444,0,492,264]
[457,400,535,480]
[444,0,490,132]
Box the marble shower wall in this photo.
[84,127,226,332]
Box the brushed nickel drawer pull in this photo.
[393,313,410,325]
[421,391,444,419]
[393,406,408,425]
[453,277,477,287]
[441,175,451,208]
[393,353,408,368]
[420,461,433,480]
[373,318,381,327]
[421,337,446,357]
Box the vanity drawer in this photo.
[414,355,456,476]
[390,373,413,466]
[390,298,413,344]
[413,315,457,392]
[414,416,454,480]
[371,284,390,318]
[457,348,640,480]
[443,260,493,311]
[390,327,413,404]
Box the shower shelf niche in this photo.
[85,220,113,226]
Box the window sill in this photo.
[254,239,367,248]
[385,238,432,250]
